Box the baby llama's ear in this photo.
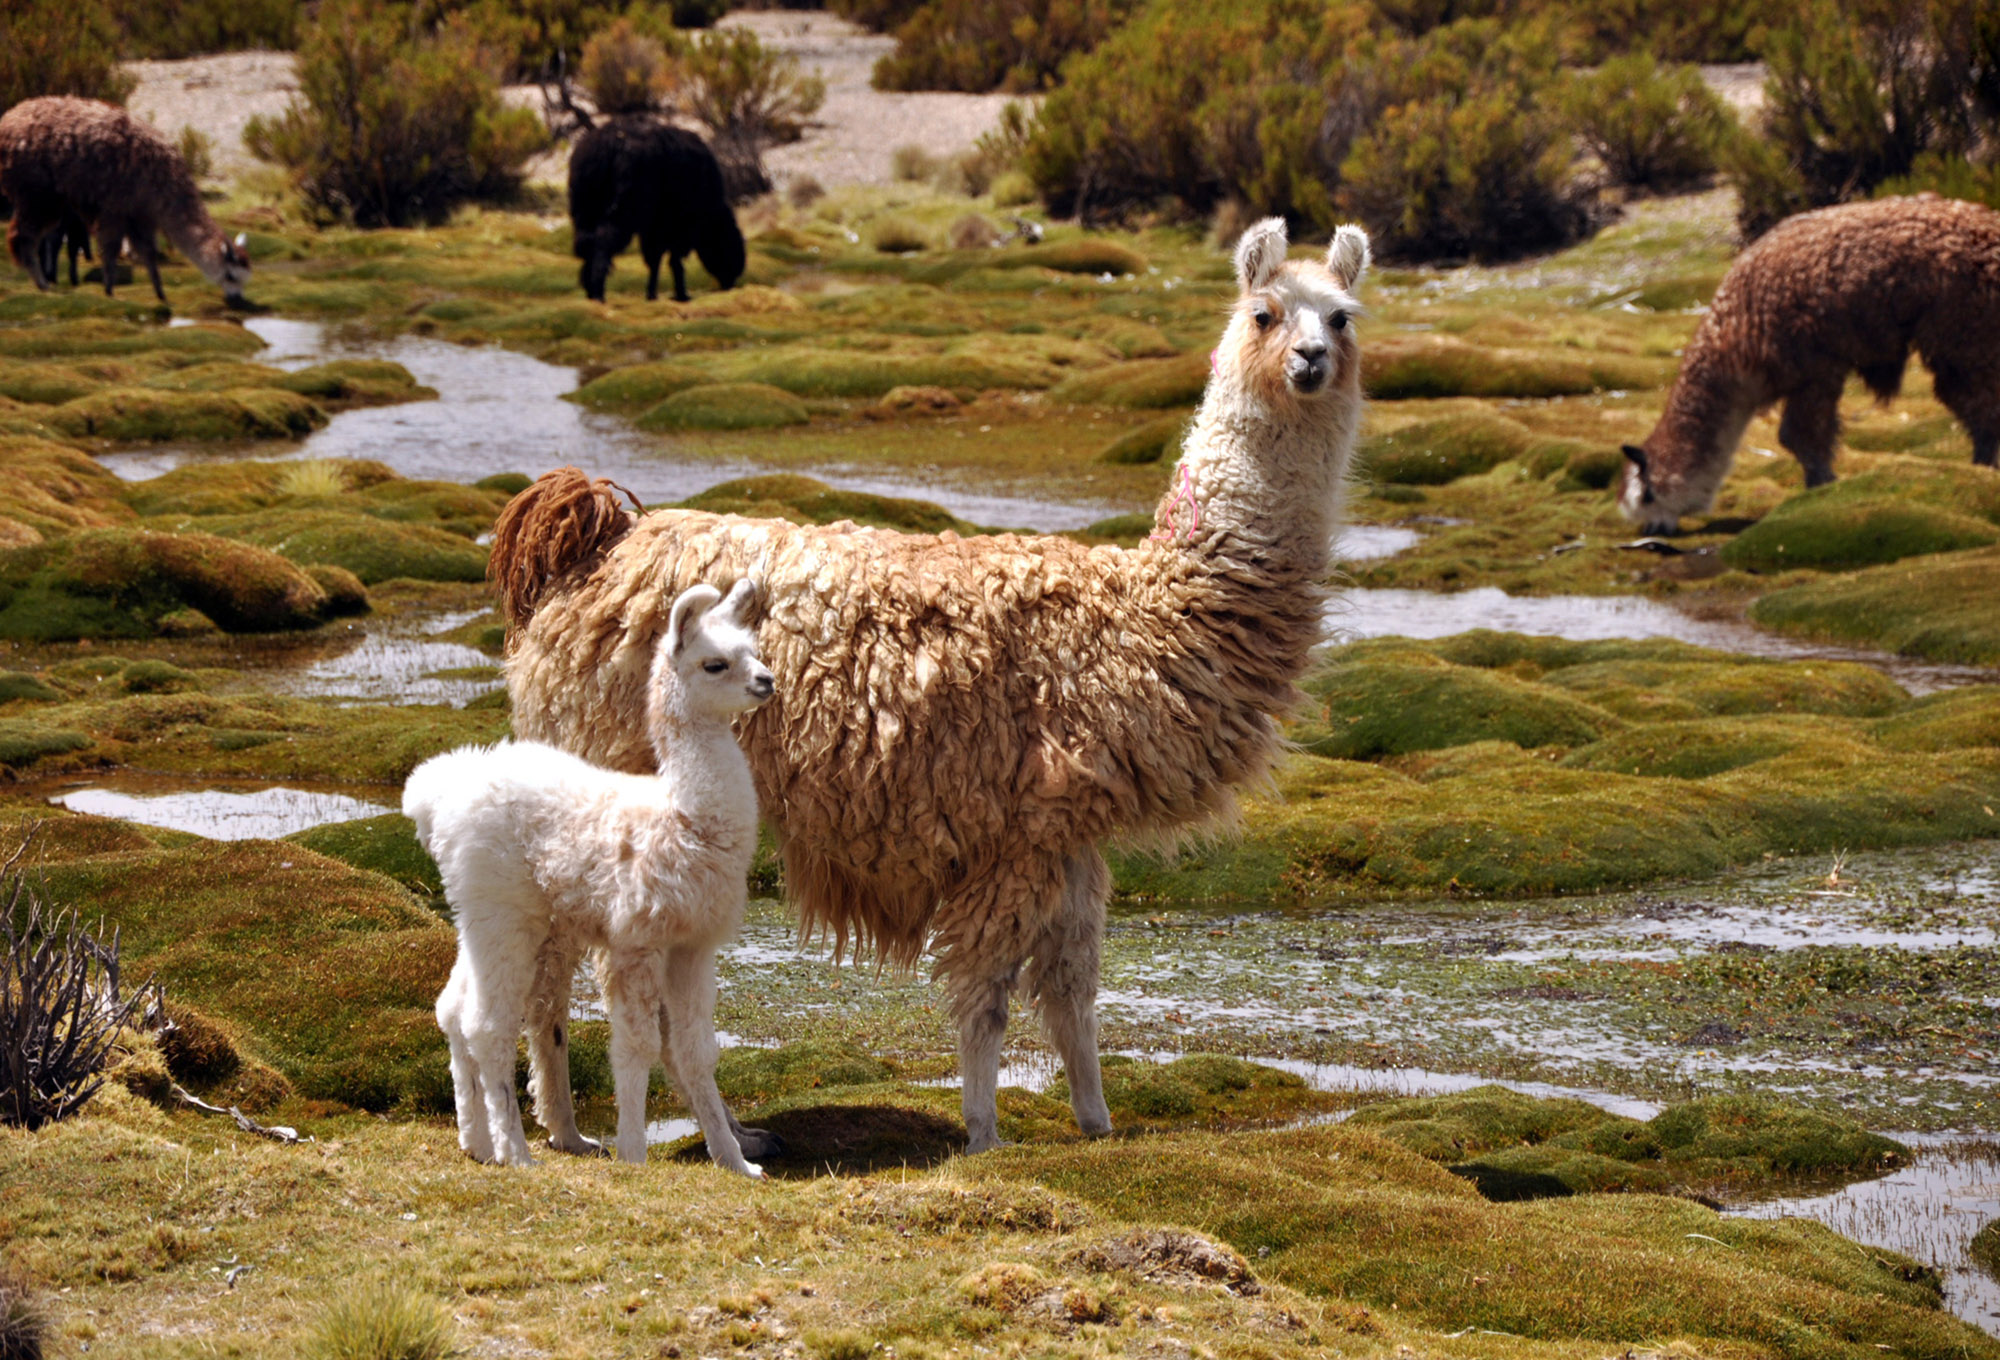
[717,577,758,623]
[1234,217,1289,294]
[666,583,724,656]
[1327,224,1369,292]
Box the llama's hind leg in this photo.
[1928,359,2000,468]
[1027,848,1113,1139]
[458,941,538,1167]
[660,944,759,1177]
[93,224,124,298]
[525,940,603,1156]
[653,978,786,1160]
[436,953,496,1163]
[1777,373,1845,488]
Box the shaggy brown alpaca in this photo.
[493,218,1370,1152]
[1620,195,2000,534]
[0,97,250,306]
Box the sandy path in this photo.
[121,11,1019,191]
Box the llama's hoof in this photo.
[741,1161,765,1180]
[736,1128,787,1159]
[547,1134,609,1158]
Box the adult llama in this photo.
[491,218,1369,1152]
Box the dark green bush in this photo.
[1559,52,1732,192]
[1340,19,1598,261]
[0,0,133,113]
[683,26,826,201]
[1726,0,1991,238]
[113,0,302,59]
[872,0,1139,94]
[1555,0,1796,62]
[244,0,549,227]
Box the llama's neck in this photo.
[155,184,233,289]
[646,675,759,839]
[1156,374,1359,585]
[1649,339,1762,511]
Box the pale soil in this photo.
[120,11,1021,192]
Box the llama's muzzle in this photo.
[1287,343,1329,393]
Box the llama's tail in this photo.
[488,467,640,626]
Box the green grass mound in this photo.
[1359,414,1535,486]
[566,361,711,412]
[999,239,1149,276]
[1362,335,1658,399]
[1543,657,1906,721]
[275,360,431,408]
[706,348,1052,399]
[1870,687,2000,751]
[127,458,509,537]
[636,382,811,432]
[1048,1055,1340,1131]
[1561,716,1838,778]
[1351,1087,1907,1199]
[286,814,442,901]
[45,387,327,442]
[0,719,93,767]
[984,1124,1973,1360]
[678,475,980,535]
[1096,413,1190,465]
[0,528,332,639]
[175,509,489,584]
[1750,546,2000,665]
[1048,352,1207,408]
[714,1040,896,1102]
[1724,498,2000,571]
[1300,649,1622,758]
[30,831,454,1112]
[0,670,62,703]
[0,319,263,361]
[0,363,104,405]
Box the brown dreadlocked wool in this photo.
[495,217,1371,1149]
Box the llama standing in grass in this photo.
[407,580,775,1174]
[568,117,746,303]
[1620,195,2000,534]
[0,97,250,306]
[492,217,1369,1152]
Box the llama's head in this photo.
[1617,434,1728,536]
[697,211,746,293]
[1219,217,1369,407]
[660,578,774,720]
[215,232,252,305]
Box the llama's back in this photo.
[0,98,189,224]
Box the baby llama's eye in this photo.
[1329,311,1348,331]
[1253,307,1274,330]
[702,659,729,674]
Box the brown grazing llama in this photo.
[492,218,1369,1152]
[0,97,250,306]
[1620,195,2000,534]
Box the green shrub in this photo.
[1875,149,2000,211]
[682,27,826,200]
[244,0,549,227]
[113,0,301,59]
[871,0,1139,95]
[1340,20,1597,261]
[579,17,677,115]
[828,0,929,31]
[0,0,134,113]
[1559,52,1732,192]
[1725,0,1990,238]
[1556,0,1795,62]
[635,382,810,431]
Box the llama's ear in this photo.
[666,583,723,656]
[1234,217,1289,293]
[233,232,248,250]
[717,577,758,623]
[1327,225,1369,292]
[1622,443,1648,473]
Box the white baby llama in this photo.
[406,579,774,1174]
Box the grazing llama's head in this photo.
[1617,436,1725,537]
[657,579,775,722]
[214,232,252,305]
[1218,217,1369,408]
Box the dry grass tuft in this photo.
[304,1281,454,1360]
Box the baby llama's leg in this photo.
[435,952,496,1162]
[524,937,602,1155]
[660,943,759,1177]
[1026,848,1113,1139]
[603,946,666,1164]
[455,887,545,1166]
[654,982,786,1160]
[1777,372,1845,488]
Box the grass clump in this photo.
[566,361,711,413]
[871,217,933,254]
[678,475,980,535]
[1095,413,1188,465]
[1048,353,1206,409]
[1300,649,1621,758]
[1750,546,2000,665]
[304,1281,455,1360]
[1362,335,1629,399]
[1003,239,1148,276]
[45,388,327,442]
[636,382,811,432]
[0,720,94,767]
[1051,1055,1339,1131]
[715,1040,895,1102]
[0,529,332,640]
[286,815,443,902]
[164,510,489,585]
[1359,413,1534,486]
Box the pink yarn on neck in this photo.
[1149,463,1202,545]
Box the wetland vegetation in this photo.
[2,24,1999,1356]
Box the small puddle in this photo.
[40,772,394,839]
[1332,586,1998,693]
[230,607,502,707]
[1729,1136,2000,1335]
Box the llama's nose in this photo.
[750,671,775,700]
[1293,341,1327,362]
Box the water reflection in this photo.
[47,775,393,839]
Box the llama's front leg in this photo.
[952,963,1019,1154]
[660,944,760,1177]
[94,226,123,298]
[654,975,786,1160]
[436,953,496,1162]
[1777,375,1844,488]
[525,940,602,1156]
[1928,360,2000,469]
[668,253,690,303]
[137,235,167,304]
[1028,849,1113,1139]
[604,949,667,1164]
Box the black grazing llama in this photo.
[568,118,745,303]
[0,97,250,306]
[1620,196,2000,533]
[492,218,1370,1153]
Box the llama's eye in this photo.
[1329,311,1347,331]
[1253,308,1273,330]
[702,659,728,674]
